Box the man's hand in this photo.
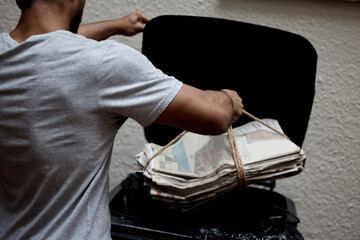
[117,10,151,36]
[220,89,244,123]
[78,10,151,41]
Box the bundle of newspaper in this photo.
[136,119,305,211]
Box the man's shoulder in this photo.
[0,33,11,52]
[39,31,114,61]
[48,31,137,57]
[45,30,101,47]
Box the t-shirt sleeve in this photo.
[96,41,183,127]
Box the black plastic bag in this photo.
[109,173,304,240]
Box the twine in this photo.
[143,130,187,170]
[227,125,247,190]
[242,110,290,140]
[143,110,290,190]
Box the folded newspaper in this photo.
[136,119,305,211]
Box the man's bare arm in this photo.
[156,84,244,135]
[78,10,151,41]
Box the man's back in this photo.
[0,30,182,239]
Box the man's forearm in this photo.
[78,10,150,41]
[156,84,244,135]
[78,20,119,41]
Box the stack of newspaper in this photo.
[136,119,305,211]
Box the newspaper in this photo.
[136,119,306,211]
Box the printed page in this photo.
[233,119,300,164]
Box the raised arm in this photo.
[156,84,244,135]
[78,10,151,41]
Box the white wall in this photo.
[1,0,359,239]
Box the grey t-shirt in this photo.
[0,31,182,239]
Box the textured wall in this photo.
[1,0,359,239]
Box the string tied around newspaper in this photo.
[143,110,290,190]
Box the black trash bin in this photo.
[109,173,304,240]
[110,16,316,240]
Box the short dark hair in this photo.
[15,0,33,11]
[15,0,63,12]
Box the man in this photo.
[0,0,243,239]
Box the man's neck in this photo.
[10,5,72,43]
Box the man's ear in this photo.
[15,0,32,11]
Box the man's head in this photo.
[15,0,86,33]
